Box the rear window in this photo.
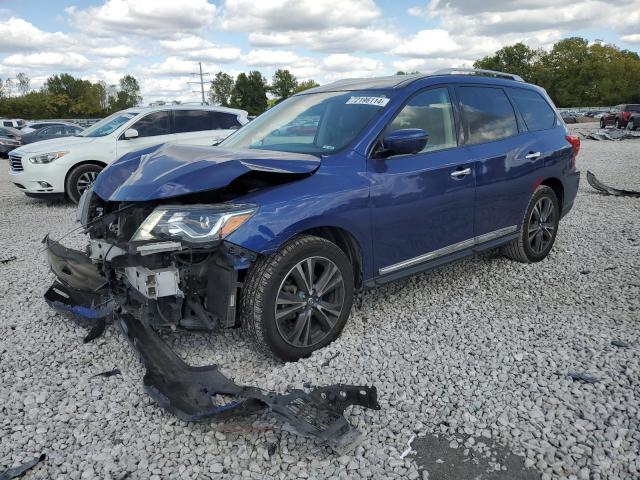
[509,88,557,131]
[457,86,518,145]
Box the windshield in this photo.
[628,105,640,112]
[220,90,393,154]
[78,111,139,138]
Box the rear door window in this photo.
[173,110,238,133]
[457,86,518,145]
[509,88,556,131]
[386,87,457,153]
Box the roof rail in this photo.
[432,68,525,82]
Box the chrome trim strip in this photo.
[378,225,518,275]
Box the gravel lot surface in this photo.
[1,125,639,479]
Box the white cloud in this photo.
[622,34,640,44]
[159,35,242,62]
[322,54,382,72]
[2,52,90,70]
[392,29,501,59]
[244,49,300,66]
[220,0,380,31]
[392,57,473,73]
[150,56,220,76]
[0,17,71,53]
[67,0,216,37]
[89,45,144,57]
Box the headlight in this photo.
[29,151,68,164]
[132,204,258,245]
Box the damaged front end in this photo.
[43,184,379,452]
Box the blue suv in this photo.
[45,69,580,363]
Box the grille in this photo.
[9,153,23,172]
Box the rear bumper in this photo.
[43,236,380,452]
[562,170,580,218]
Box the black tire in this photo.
[615,119,621,129]
[65,163,103,203]
[627,119,636,131]
[240,235,354,362]
[503,186,560,263]
[600,118,605,129]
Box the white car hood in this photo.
[13,135,98,155]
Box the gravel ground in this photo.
[1,125,639,480]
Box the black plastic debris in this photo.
[611,340,630,348]
[118,313,380,453]
[84,319,107,343]
[0,454,46,480]
[587,171,640,198]
[568,372,599,384]
[91,368,122,379]
[0,256,17,265]
[321,352,340,367]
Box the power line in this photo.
[188,62,210,105]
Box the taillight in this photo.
[565,135,580,169]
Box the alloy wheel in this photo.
[76,171,98,195]
[528,197,556,254]
[274,256,345,348]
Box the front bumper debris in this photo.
[44,236,380,453]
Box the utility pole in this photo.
[188,62,210,105]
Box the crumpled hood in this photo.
[92,143,321,201]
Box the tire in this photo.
[600,119,605,129]
[65,163,103,203]
[615,119,621,129]
[240,235,354,362]
[627,119,636,131]
[503,186,560,263]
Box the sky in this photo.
[0,0,639,104]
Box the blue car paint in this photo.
[94,74,579,285]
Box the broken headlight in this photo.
[132,204,257,245]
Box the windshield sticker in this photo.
[322,145,335,150]
[346,96,389,107]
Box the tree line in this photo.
[1,37,637,119]
[474,37,640,107]
[0,73,142,119]
[208,69,319,115]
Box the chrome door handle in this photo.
[450,167,471,178]
[525,152,541,160]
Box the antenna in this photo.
[188,62,210,105]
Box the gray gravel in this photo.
[1,126,639,479]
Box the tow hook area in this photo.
[119,314,381,453]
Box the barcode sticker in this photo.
[345,96,389,107]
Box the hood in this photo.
[92,143,321,202]
[12,135,96,154]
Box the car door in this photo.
[368,86,476,278]
[116,110,174,157]
[457,85,540,241]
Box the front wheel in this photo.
[627,119,636,131]
[65,163,103,203]
[240,235,354,362]
[503,186,560,263]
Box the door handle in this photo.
[450,167,471,178]
[525,151,541,160]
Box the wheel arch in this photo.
[540,177,564,212]
[64,159,108,186]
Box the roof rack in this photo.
[432,68,525,82]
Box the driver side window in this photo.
[387,88,457,153]
[130,111,171,138]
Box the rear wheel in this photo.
[503,186,560,263]
[65,163,103,203]
[240,235,354,362]
[627,119,636,131]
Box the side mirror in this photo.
[379,129,428,158]
[123,128,139,140]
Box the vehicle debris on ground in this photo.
[587,171,640,198]
[0,454,46,480]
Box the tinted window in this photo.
[131,111,171,138]
[173,110,241,133]
[628,105,640,112]
[3,121,12,127]
[387,87,456,153]
[509,88,556,131]
[458,87,518,145]
[40,125,65,135]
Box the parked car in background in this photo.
[21,124,84,144]
[599,104,640,128]
[1,118,26,128]
[561,111,577,124]
[0,126,24,158]
[9,105,249,202]
[44,69,580,362]
[21,121,81,134]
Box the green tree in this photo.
[230,71,268,115]
[292,79,320,94]
[474,42,543,83]
[208,71,234,106]
[112,74,142,110]
[270,69,298,103]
